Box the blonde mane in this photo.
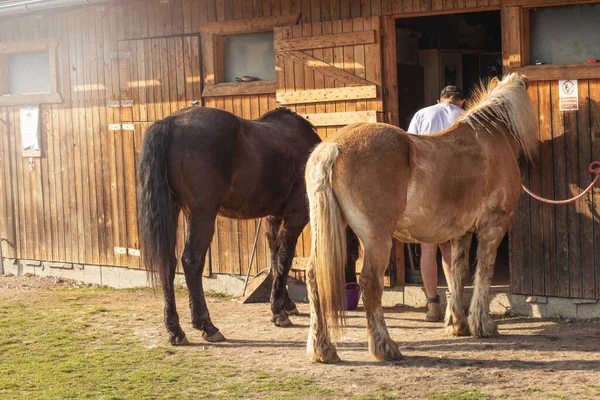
[461,72,539,161]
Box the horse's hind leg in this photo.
[469,224,506,337]
[182,213,224,342]
[265,217,297,317]
[445,233,472,336]
[163,206,188,345]
[361,236,402,361]
[269,209,307,327]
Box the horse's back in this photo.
[320,123,413,239]
[165,107,317,219]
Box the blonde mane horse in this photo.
[305,73,539,363]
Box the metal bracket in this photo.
[526,296,548,304]
[573,298,598,305]
[105,51,131,59]
[128,249,140,257]
[108,124,135,131]
[114,247,140,257]
[107,100,133,108]
[114,247,128,255]
[45,262,74,270]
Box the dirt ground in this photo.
[2,274,600,399]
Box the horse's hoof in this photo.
[202,330,226,342]
[372,340,403,361]
[446,322,470,337]
[469,317,498,338]
[274,315,293,327]
[170,335,189,346]
[383,347,403,361]
[286,307,300,316]
[315,348,341,364]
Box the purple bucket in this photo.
[345,282,361,311]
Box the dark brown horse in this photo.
[137,106,357,345]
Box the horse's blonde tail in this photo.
[305,142,347,336]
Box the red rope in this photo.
[522,161,600,205]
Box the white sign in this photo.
[558,79,578,111]
[19,105,41,157]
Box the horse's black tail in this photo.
[137,119,177,290]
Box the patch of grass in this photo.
[590,385,600,396]
[429,389,493,400]
[89,306,110,314]
[58,285,113,292]
[348,387,396,400]
[523,388,542,394]
[551,396,566,400]
[0,288,335,400]
[205,290,231,299]
[256,371,269,379]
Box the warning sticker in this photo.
[558,79,578,111]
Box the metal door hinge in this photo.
[114,247,128,255]
[107,100,133,108]
[105,51,131,59]
[109,124,135,131]
[114,247,140,256]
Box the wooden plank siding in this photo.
[510,80,600,299]
[0,0,597,300]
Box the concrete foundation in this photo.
[3,258,599,319]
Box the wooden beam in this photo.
[283,50,375,87]
[0,92,62,106]
[382,15,399,127]
[0,55,7,95]
[198,14,300,35]
[521,8,530,67]
[508,64,600,81]
[202,80,276,97]
[389,5,499,19]
[507,6,522,68]
[276,85,377,105]
[274,30,376,51]
[300,110,377,126]
[201,33,215,86]
[0,38,60,54]
[504,0,599,7]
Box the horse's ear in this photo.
[489,77,500,90]
[520,75,530,90]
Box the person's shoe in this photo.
[426,295,442,322]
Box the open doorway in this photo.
[395,11,510,288]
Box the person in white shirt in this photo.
[407,85,466,322]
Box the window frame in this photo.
[199,14,299,98]
[0,38,62,106]
[502,0,600,81]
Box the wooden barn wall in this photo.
[0,0,512,281]
[509,80,600,300]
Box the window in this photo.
[0,39,62,106]
[7,51,52,94]
[222,32,275,83]
[529,4,600,65]
[199,14,300,97]
[503,0,600,81]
